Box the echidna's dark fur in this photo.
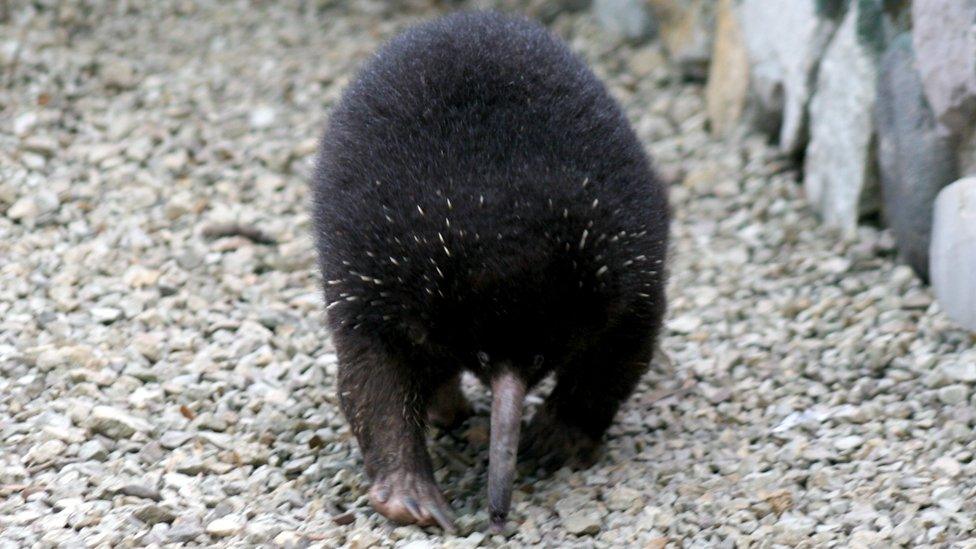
[312,11,669,530]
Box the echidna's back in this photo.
[313,11,668,360]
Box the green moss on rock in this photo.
[815,0,849,19]
[856,0,885,55]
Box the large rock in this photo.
[803,2,880,233]
[960,132,976,177]
[875,33,958,280]
[738,0,837,153]
[648,0,715,80]
[912,0,976,136]
[705,0,749,135]
[592,0,656,44]
[515,0,592,23]
[930,178,976,332]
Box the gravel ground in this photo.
[3,1,976,547]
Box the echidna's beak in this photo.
[488,369,526,532]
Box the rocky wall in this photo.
[595,0,975,331]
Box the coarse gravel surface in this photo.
[2,1,976,547]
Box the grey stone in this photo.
[159,431,194,449]
[206,515,244,537]
[23,440,66,464]
[555,496,605,535]
[834,435,864,452]
[912,0,976,135]
[249,106,276,129]
[803,1,880,234]
[773,514,816,545]
[91,307,122,324]
[175,455,208,475]
[400,541,435,549]
[938,384,969,405]
[940,362,976,383]
[738,0,837,153]
[132,333,164,362]
[933,486,963,512]
[119,483,161,501]
[930,178,976,331]
[78,440,108,461]
[167,518,205,543]
[6,190,59,223]
[933,456,962,478]
[123,266,161,288]
[605,485,643,511]
[875,33,958,280]
[271,531,304,546]
[87,406,151,439]
[22,135,59,157]
[669,314,701,334]
[593,0,656,44]
[13,111,38,136]
[347,531,380,549]
[177,247,204,270]
[0,181,16,206]
[133,504,177,525]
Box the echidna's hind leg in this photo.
[333,332,456,532]
[520,308,660,473]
